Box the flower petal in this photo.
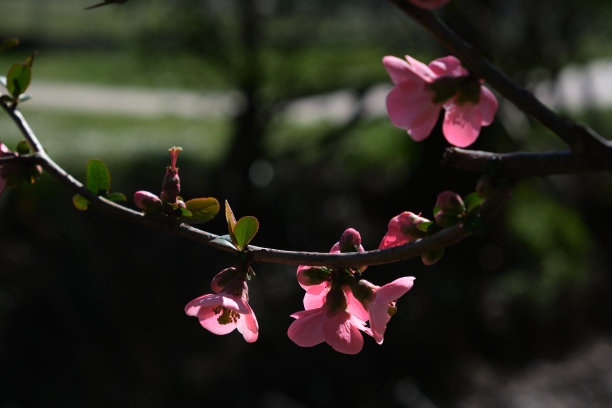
[185,292,249,315]
[197,306,238,335]
[404,55,437,82]
[236,304,259,343]
[383,56,424,85]
[477,85,498,126]
[386,84,440,142]
[322,310,364,354]
[303,283,329,310]
[429,55,466,77]
[442,104,483,147]
[287,309,325,347]
[368,277,415,344]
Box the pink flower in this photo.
[409,0,450,9]
[379,211,431,249]
[288,289,371,354]
[383,54,497,147]
[185,267,258,343]
[349,277,415,344]
[133,190,162,212]
[296,228,366,310]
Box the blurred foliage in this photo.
[1,0,612,407]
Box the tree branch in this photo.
[0,101,511,268]
[442,147,612,177]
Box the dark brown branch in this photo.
[1,101,511,268]
[388,0,612,164]
[442,147,612,177]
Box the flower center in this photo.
[387,302,398,317]
[213,305,240,325]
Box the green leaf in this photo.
[210,234,238,251]
[72,194,89,211]
[225,200,237,244]
[106,192,127,202]
[86,159,111,195]
[16,141,30,155]
[7,63,31,99]
[183,197,219,224]
[233,216,259,250]
[0,38,19,52]
[417,221,433,233]
[178,207,192,217]
[464,192,484,213]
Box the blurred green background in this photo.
[2,0,612,407]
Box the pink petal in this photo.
[382,56,424,85]
[236,304,259,343]
[185,293,249,315]
[346,290,369,322]
[442,104,483,147]
[197,306,238,335]
[386,85,440,142]
[303,283,329,310]
[404,55,437,82]
[287,309,325,347]
[322,310,364,354]
[375,277,415,304]
[429,56,466,77]
[368,277,415,344]
[477,86,498,126]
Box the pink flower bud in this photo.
[338,228,362,253]
[134,190,162,212]
[436,191,465,215]
[160,147,182,204]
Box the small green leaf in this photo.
[417,221,433,233]
[106,192,127,202]
[233,216,259,250]
[210,234,238,251]
[86,159,111,194]
[16,141,30,155]
[7,63,31,98]
[225,200,237,231]
[464,192,484,213]
[0,38,19,52]
[183,197,219,224]
[433,205,441,217]
[178,207,192,217]
[72,194,89,211]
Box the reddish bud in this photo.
[134,190,162,212]
[338,228,362,253]
[160,146,182,204]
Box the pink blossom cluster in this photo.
[185,227,419,354]
[383,54,497,147]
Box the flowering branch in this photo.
[0,99,510,268]
[388,0,612,162]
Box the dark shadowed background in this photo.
[2,0,612,407]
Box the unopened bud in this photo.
[134,190,162,213]
[160,147,182,204]
[338,228,362,253]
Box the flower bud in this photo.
[134,190,162,213]
[160,147,182,204]
[211,267,240,293]
[435,191,466,227]
[338,228,362,253]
